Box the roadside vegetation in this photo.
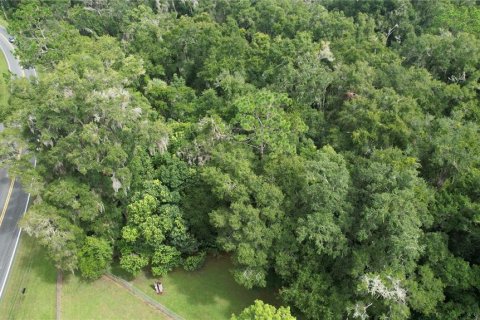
[0,14,8,28]
[0,1,479,319]
[0,42,8,110]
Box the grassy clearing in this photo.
[116,255,279,320]
[2,235,279,320]
[0,235,56,320]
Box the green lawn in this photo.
[0,235,56,320]
[62,274,164,320]
[121,255,279,320]
[1,235,279,320]
[0,235,166,320]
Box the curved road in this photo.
[0,26,35,300]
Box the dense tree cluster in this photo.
[1,0,480,319]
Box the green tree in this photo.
[422,114,480,187]
[2,34,160,275]
[7,1,480,317]
[400,32,480,82]
[350,149,433,275]
[232,89,306,158]
[78,237,113,280]
[231,300,295,320]
[202,144,284,288]
[119,180,197,276]
[21,204,82,272]
[151,245,181,277]
[9,0,82,68]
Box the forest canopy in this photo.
[1,0,480,319]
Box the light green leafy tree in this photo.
[78,237,113,280]
[231,300,296,320]
[119,180,197,276]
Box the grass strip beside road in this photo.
[0,234,167,320]
[0,235,56,320]
[0,39,9,113]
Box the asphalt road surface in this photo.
[0,25,35,300]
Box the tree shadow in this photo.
[17,235,57,285]
[110,263,136,281]
[142,254,280,319]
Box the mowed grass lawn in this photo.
[0,235,165,320]
[0,234,277,320]
[0,235,56,320]
[1,236,278,320]
[124,255,280,320]
[62,274,164,320]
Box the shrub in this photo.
[78,237,112,280]
[183,251,207,271]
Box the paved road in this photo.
[0,25,34,300]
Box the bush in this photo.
[183,251,207,271]
[119,249,149,276]
[78,237,112,280]
[151,245,181,277]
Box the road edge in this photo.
[0,22,35,301]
